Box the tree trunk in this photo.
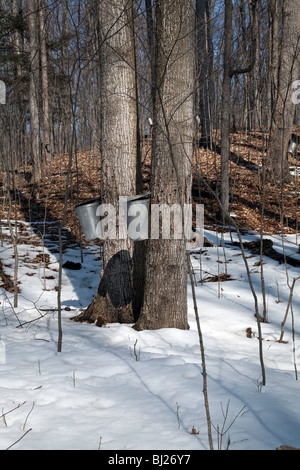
[220,0,232,220]
[220,0,258,220]
[269,0,279,118]
[58,1,72,156]
[145,0,155,113]
[11,0,22,79]
[196,0,213,148]
[250,0,260,129]
[27,0,42,181]
[39,0,51,168]
[73,0,137,327]
[266,0,300,184]
[134,0,195,331]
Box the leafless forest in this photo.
[0,0,299,331]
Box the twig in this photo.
[291,303,298,381]
[0,401,26,423]
[211,400,247,450]
[17,310,52,328]
[192,168,266,386]
[5,428,32,450]
[133,339,140,361]
[279,276,300,343]
[187,252,214,450]
[57,224,63,352]
[176,402,181,429]
[23,402,35,430]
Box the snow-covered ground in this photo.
[0,220,299,450]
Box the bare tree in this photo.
[27,0,42,181]
[74,0,138,326]
[134,0,195,331]
[220,0,258,220]
[266,0,300,184]
[196,0,214,148]
[39,0,51,168]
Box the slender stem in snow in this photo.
[187,252,214,450]
[57,225,63,352]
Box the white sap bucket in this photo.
[127,193,151,241]
[74,198,101,240]
[74,194,151,241]
[288,142,297,154]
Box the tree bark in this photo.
[27,0,42,181]
[220,0,232,220]
[220,0,258,220]
[11,0,22,79]
[134,0,195,331]
[196,0,213,148]
[266,0,300,184]
[269,0,280,116]
[73,0,137,326]
[39,0,51,168]
[145,0,155,113]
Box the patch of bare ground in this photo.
[0,129,299,244]
[192,127,300,234]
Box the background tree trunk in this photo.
[145,0,155,114]
[220,0,232,220]
[134,0,195,331]
[27,0,42,181]
[196,0,213,148]
[266,0,300,184]
[220,0,258,220]
[39,0,51,169]
[268,0,279,118]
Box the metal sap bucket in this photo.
[74,197,101,240]
[127,193,151,241]
[288,142,297,154]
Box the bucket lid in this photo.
[74,197,101,211]
[127,192,151,203]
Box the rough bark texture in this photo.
[27,0,41,182]
[220,0,232,220]
[73,0,137,326]
[39,0,51,167]
[196,0,213,148]
[220,0,258,219]
[266,0,300,184]
[134,0,195,331]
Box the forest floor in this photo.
[0,128,299,245]
[0,128,299,301]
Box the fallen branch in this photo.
[231,239,300,268]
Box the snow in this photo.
[0,220,300,450]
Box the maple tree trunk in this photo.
[74,0,137,326]
[39,0,51,168]
[196,0,213,148]
[134,0,194,331]
[266,0,300,184]
[220,0,232,220]
[27,0,42,182]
